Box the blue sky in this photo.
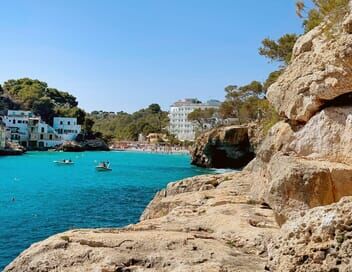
[0,0,303,112]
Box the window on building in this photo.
[60,121,63,125]
[49,134,53,140]
[41,127,44,133]
[68,121,71,125]
[12,120,15,124]
[40,134,44,140]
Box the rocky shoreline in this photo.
[5,5,352,272]
[0,142,26,156]
[190,125,255,169]
[4,171,278,271]
[56,139,110,152]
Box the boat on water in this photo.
[96,161,112,171]
[54,159,74,165]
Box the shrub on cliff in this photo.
[296,0,350,33]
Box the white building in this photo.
[2,110,33,146]
[53,117,81,141]
[169,98,221,141]
[0,122,6,149]
[27,117,62,149]
[0,110,81,149]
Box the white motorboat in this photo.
[96,162,112,171]
[54,160,74,165]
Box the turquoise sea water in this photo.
[0,151,213,270]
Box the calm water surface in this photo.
[0,151,213,270]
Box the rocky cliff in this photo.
[6,4,352,272]
[191,125,255,169]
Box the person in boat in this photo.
[98,161,110,169]
[98,161,107,168]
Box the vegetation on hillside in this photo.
[296,0,350,33]
[219,81,280,132]
[187,108,217,129]
[90,104,169,141]
[0,78,85,125]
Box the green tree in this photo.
[32,97,55,124]
[90,104,169,141]
[219,100,237,119]
[239,80,263,94]
[222,85,243,120]
[259,34,298,66]
[2,78,85,124]
[83,117,95,133]
[187,108,217,129]
[55,106,86,124]
[263,70,283,92]
[147,103,161,114]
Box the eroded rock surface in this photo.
[249,106,352,224]
[268,197,352,272]
[267,14,352,122]
[5,172,278,272]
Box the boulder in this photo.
[289,106,352,164]
[191,125,255,169]
[267,197,352,272]
[84,139,110,151]
[58,141,85,152]
[264,154,352,225]
[0,142,26,156]
[267,14,352,122]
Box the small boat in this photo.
[96,162,112,171]
[54,160,74,165]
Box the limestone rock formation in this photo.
[265,154,352,225]
[267,14,352,122]
[0,141,26,156]
[5,172,278,272]
[58,139,110,152]
[191,125,255,169]
[289,106,352,164]
[268,197,352,271]
[250,107,352,224]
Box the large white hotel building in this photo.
[169,98,221,141]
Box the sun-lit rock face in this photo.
[289,106,352,164]
[268,197,352,271]
[267,14,352,123]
